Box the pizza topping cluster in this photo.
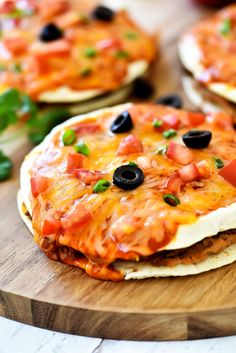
[29,104,236,280]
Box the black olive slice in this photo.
[110,111,133,133]
[39,23,63,42]
[132,78,154,99]
[156,94,182,109]
[182,130,212,149]
[113,165,144,190]
[92,5,115,22]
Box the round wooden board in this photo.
[1,0,236,342]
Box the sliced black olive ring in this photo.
[113,165,144,190]
[110,111,133,134]
[156,94,182,109]
[182,130,212,149]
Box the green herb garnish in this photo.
[219,18,231,35]
[8,8,33,19]
[85,47,97,58]
[79,14,90,24]
[157,145,167,155]
[0,150,12,181]
[115,50,129,59]
[80,67,92,77]
[163,193,180,207]
[93,179,110,193]
[10,63,22,73]
[28,108,71,145]
[153,119,163,128]
[213,157,224,169]
[162,129,177,139]
[62,129,77,146]
[0,88,38,133]
[74,141,90,156]
[127,161,138,167]
[125,32,138,40]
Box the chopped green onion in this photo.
[125,31,138,40]
[0,150,12,181]
[115,50,129,59]
[62,129,76,146]
[153,119,163,128]
[213,157,224,169]
[85,47,97,58]
[163,129,177,139]
[80,67,92,77]
[8,8,34,19]
[157,145,167,155]
[10,63,22,73]
[79,14,90,24]
[74,140,90,156]
[127,161,138,167]
[163,193,180,207]
[93,179,110,193]
[219,18,231,35]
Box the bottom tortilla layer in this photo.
[182,74,236,124]
[18,191,236,280]
[39,84,133,117]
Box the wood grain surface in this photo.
[1,0,236,341]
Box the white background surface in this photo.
[1,316,236,353]
[1,0,236,352]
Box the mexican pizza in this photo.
[18,103,236,281]
[0,0,156,105]
[179,5,236,121]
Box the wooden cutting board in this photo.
[1,0,236,341]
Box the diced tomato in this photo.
[187,112,205,127]
[96,39,122,51]
[166,142,195,165]
[166,172,183,193]
[42,216,61,236]
[195,160,211,179]
[178,163,200,183]
[67,153,85,173]
[30,176,49,197]
[3,37,27,56]
[162,114,180,130]
[0,1,15,13]
[61,203,92,230]
[74,123,101,134]
[117,134,143,156]
[218,160,236,188]
[32,40,70,57]
[206,112,233,130]
[74,170,105,185]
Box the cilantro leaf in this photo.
[0,150,12,181]
[0,89,38,133]
[28,108,71,144]
[219,18,231,35]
